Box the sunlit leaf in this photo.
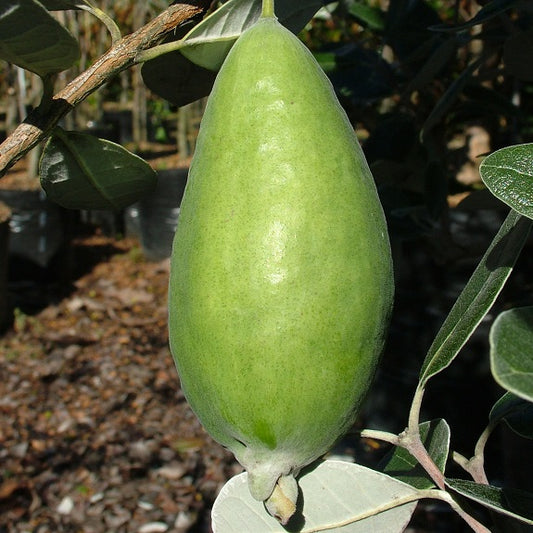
[40,130,157,211]
[490,392,533,439]
[480,144,533,220]
[446,478,533,525]
[380,419,450,489]
[212,460,418,532]
[490,307,533,403]
[419,210,532,385]
[0,0,80,77]
[179,0,323,70]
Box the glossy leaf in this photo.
[479,144,533,220]
[40,130,157,211]
[212,460,418,532]
[179,0,323,70]
[381,419,450,489]
[446,478,533,525]
[490,307,533,403]
[419,210,532,385]
[490,392,533,439]
[0,0,80,77]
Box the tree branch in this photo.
[0,1,210,178]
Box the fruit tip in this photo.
[264,475,299,525]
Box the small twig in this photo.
[359,429,400,446]
[452,422,493,485]
[402,383,446,489]
[0,1,210,178]
[301,489,490,533]
[79,4,122,44]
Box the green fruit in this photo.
[168,11,393,522]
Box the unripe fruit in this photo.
[168,11,393,523]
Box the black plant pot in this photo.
[135,168,188,261]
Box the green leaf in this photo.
[141,49,217,106]
[381,419,450,489]
[490,392,533,439]
[348,1,385,31]
[419,210,532,386]
[179,0,323,71]
[490,307,533,403]
[212,460,418,532]
[0,0,80,77]
[430,0,519,32]
[479,144,533,220]
[446,478,533,525]
[40,130,157,211]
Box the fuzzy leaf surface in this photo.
[419,210,532,385]
[446,478,533,525]
[490,307,533,403]
[490,392,533,439]
[212,461,418,532]
[380,419,450,489]
[179,0,323,70]
[480,144,533,220]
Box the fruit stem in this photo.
[261,0,275,18]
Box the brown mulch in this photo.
[0,235,240,533]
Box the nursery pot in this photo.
[0,186,64,268]
[135,168,188,261]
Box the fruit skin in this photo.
[168,15,394,505]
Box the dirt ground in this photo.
[0,233,240,533]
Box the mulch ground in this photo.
[0,234,240,533]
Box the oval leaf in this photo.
[40,130,157,211]
[490,392,533,439]
[490,307,533,403]
[212,460,418,532]
[141,48,217,106]
[0,0,80,77]
[179,0,323,71]
[419,210,532,385]
[380,419,450,489]
[446,478,533,525]
[480,143,533,220]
